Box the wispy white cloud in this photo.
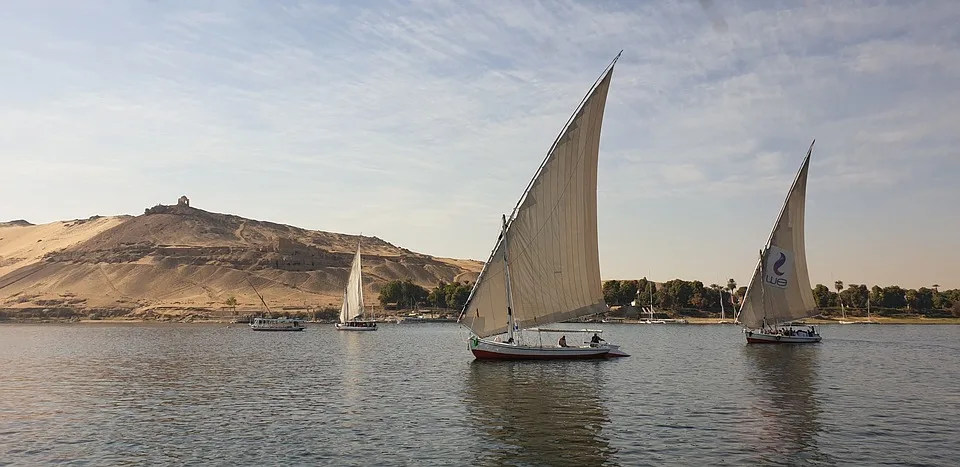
[1,0,958,288]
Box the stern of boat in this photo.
[603,344,630,358]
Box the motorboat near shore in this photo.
[250,317,305,331]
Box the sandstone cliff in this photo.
[0,205,481,318]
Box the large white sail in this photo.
[339,241,364,323]
[459,60,617,339]
[738,142,817,329]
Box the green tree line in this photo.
[603,277,744,314]
[377,279,473,310]
[603,279,960,317]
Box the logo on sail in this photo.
[764,246,793,289]
[773,252,787,276]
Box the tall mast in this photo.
[247,277,271,315]
[758,249,769,328]
[719,286,725,321]
[649,282,654,320]
[357,237,364,319]
[502,215,516,342]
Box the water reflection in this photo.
[340,331,364,402]
[739,345,833,465]
[464,361,616,466]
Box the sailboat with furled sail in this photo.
[738,141,821,344]
[457,53,629,360]
[336,239,377,331]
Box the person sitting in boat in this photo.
[558,335,568,347]
[590,333,604,347]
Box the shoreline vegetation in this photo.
[3,277,958,325]
[599,278,960,321]
[3,315,959,325]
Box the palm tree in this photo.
[726,278,738,316]
[835,280,845,319]
[225,296,238,315]
[932,284,940,293]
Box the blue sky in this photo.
[2,0,958,289]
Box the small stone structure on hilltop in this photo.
[145,195,192,215]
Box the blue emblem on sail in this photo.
[773,252,787,276]
[764,246,793,289]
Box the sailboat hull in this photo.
[336,322,378,331]
[250,326,304,332]
[744,330,821,344]
[470,338,629,360]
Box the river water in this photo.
[1,323,957,466]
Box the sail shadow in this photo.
[464,361,616,466]
[738,345,833,465]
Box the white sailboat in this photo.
[738,141,822,344]
[336,239,377,331]
[458,53,629,360]
[863,297,878,323]
[841,295,879,324]
[717,287,735,324]
[641,284,665,324]
[838,295,854,324]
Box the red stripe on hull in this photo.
[471,349,620,360]
[745,336,821,344]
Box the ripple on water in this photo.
[1,323,958,466]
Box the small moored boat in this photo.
[250,317,305,331]
[246,278,304,332]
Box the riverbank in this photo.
[5,316,960,325]
[0,314,404,325]
[679,317,960,325]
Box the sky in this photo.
[2,0,959,290]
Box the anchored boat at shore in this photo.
[245,277,305,332]
[249,317,305,331]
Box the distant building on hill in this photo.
[144,195,192,215]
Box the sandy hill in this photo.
[0,204,482,318]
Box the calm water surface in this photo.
[1,323,958,466]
